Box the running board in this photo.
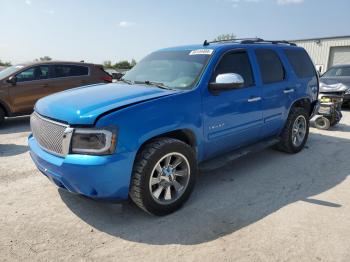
[199,138,280,172]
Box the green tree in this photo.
[0,60,12,66]
[103,60,113,68]
[214,34,236,41]
[35,56,52,62]
[130,59,137,67]
[103,59,137,70]
[114,60,132,70]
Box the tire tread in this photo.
[276,107,309,154]
[129,137,195,215]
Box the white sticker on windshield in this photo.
[189,49,214,56]
[15,65,24,69]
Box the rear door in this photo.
[9,65,50,113]
[254,48,292,138]
[48,64,90,94]
[203,49,263,159]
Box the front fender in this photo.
[95,90,204,162]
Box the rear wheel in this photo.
[276,107,309,153]
[129,138,197,216]
[0,107,5,126]
[315,116,331,130]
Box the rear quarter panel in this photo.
[0,83,11,115]
[279,47,319,117]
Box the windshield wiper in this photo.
[134,80,172,90]
[118,78,133,85]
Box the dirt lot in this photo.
[1,112,350,262]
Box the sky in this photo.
[0,0,349,64]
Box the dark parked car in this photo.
[320,64,350,105]
[0,61,112,124]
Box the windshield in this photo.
[323,66,350,77]
[122,50,212,90]
[0,65,25,80]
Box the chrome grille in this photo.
[30,112,68,156]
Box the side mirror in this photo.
[209,73,244,93]
[6,76,17,85]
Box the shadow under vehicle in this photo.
[58,131,348,245]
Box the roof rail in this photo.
[203,38,296,46]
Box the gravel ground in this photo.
[1,112,350,262]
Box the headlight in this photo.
[320,97,331,103]
[71,127,117,155]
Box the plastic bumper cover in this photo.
[28,134,134,200]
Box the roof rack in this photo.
[203,38,296,46]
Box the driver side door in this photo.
[203,49,263,159]
[9,65,51,114]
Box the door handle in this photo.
[248,97,261,102]
[40,84,48,88]
[284,88,295,94]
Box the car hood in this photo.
[320,77,350,86]
[35,83,179,125]
[319,77,350,93]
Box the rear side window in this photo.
[53,65,89,78]
[255,49,285,84]
[284,49,316,78]
[213,51,254,87]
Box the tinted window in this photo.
[38,66,49,79]
[323,66,350,77]
[16,66,49,82]
[213,51,254,87]
[255,49,285,84]
[53,65,89,78]
[284,49,316,78]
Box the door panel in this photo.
[9,65,50,113]
[254,49,292,138]
[203,87,263,158]
[48,64,91,94]
[203,50,263,159]
[48,77,83,94]
[260,81,291,138]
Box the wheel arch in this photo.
[135,128,198,159]
[0,100,10,116]
[290,97,312,116]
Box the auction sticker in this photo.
[189,49,214,55]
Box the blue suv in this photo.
[28,38,319,215]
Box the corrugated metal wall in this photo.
[291,37,350,73]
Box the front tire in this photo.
[276,107,309,154]
[129,138,197,216]
[0,107,5,126]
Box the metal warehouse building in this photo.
[290,35,350,74]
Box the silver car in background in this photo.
[320,64,350,106]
